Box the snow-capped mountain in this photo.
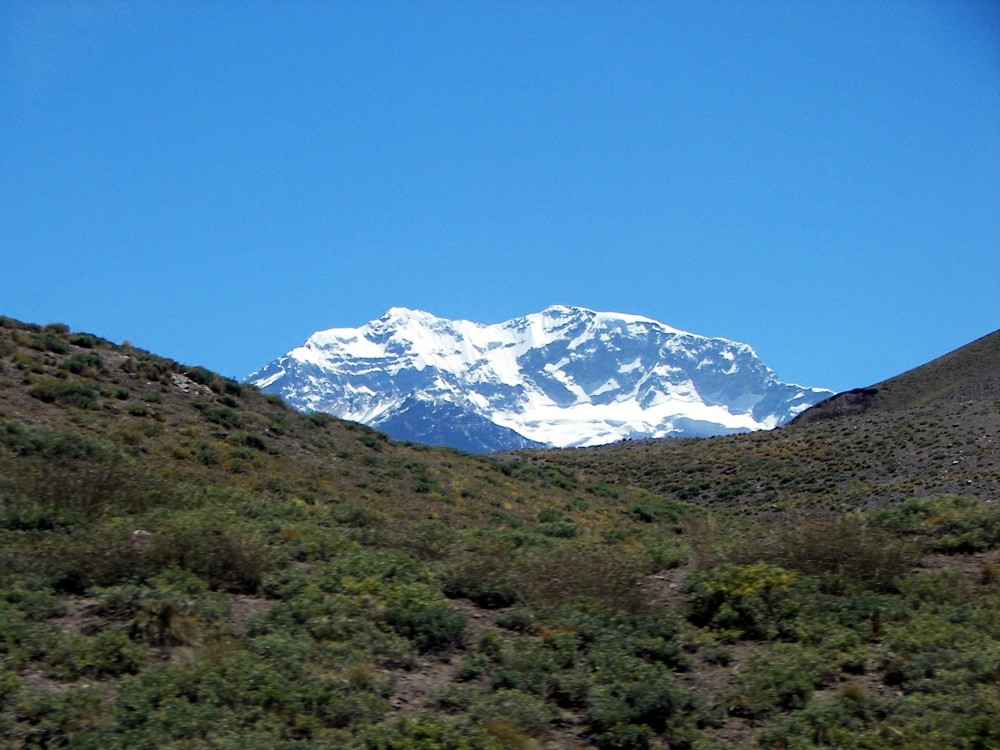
[247,306,833,453]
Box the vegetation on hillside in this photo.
[0,316,997,748]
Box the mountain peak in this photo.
[381,306,432,320]
[530,305,691,336]
[247,307,832,452]
[538,303,588,318]
[374,307,442,327]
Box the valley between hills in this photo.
[0,315,997,749]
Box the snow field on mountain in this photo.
[247,306,833,451]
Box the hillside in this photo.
[1,315,998,749]
[0,318,599,537]
[521,330,1000,513]
[791,328,1000,423]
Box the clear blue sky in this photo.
[2,1,998,393]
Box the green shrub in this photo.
[537,508,562,523]
[19,331,69,353]
[183,366,217,387]
[303,411,333,427]
[0,600,35,669]
[68,333,100,348]
[585,651,694,742]
[490,636,561,695]
[193,401,243,429]
[222,380,244,397]
[467,688,556,735]
[537,521,580,538]
[591,723,656,750]
[361,433,387,451]
[5,687,108,745]
[359,716,505,750]
[881,602,1000,691]
[0,666,19,709]
[456,653,488,681]
[872,495,1000,553]
[730,643,826,719]
[686,562,798,639]
[48,629,147,678]
[627,504,657,523]
[114,643,388,742]
[333,504,385,529]
[0,586,63,620]
[59,352,104,375]
[755,691,880,749]
[189,441,219,466]
[27,380,99,409]
[230,432,268,452]
[383,585,466,652]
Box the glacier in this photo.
[246,305,833,452]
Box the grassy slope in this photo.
[0,315,998,750]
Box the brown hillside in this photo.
[791,328,1000,424]
[0,316,625,538]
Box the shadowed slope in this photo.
[791,328,1000,425]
